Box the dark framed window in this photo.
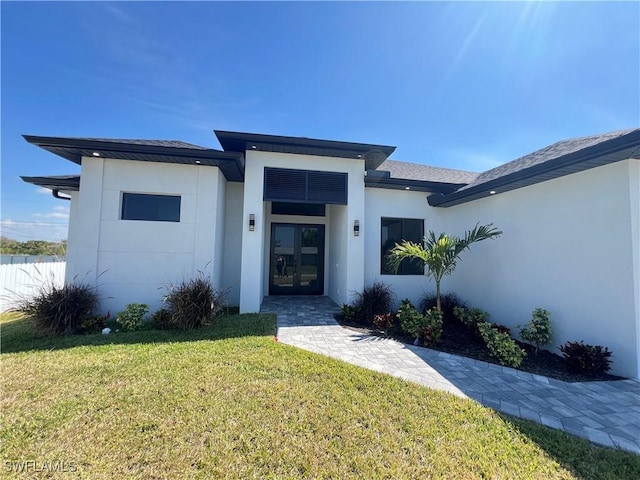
[381,217,424,275]
[121,193,181,222]
[271,202,326,217]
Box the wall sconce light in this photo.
[249,214,255,231]
[353,220,360,237]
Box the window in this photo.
[381,218,424,275]
[271,202,326,216]
[121,193,181,222]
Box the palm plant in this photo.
[387,223,502,312]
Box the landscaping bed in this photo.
[335,314,624,383]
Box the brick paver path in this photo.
[261,296,640,455]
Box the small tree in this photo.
[387,223,502,311]
[519,308,552,353]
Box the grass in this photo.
[2,313,639,479]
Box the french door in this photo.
[269,224,325,295]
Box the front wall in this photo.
[364,188,446,310]
[68,158,226,313]
[239,151,365,312]
[441,160,638,379]
[221,182,244,307]
[630,160,640,378]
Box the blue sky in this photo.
[2,1,638,241]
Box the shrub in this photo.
[340,304,360,322]
[117,303,149,332]
[372,312,395,331]
[397,299,425,338]
[559,341,612,375]
[419,292,465,322]
[418,308,443,346]
[79,314,107,334]
[20,281,98,335]
[491,323,511,336]
[519,308,552,353]
[151,308,173,330]
[454,306,489,332]
[165,275,224,330]
[478,322,526,368]
[353,282,393,325]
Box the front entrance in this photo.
[269,223,325,295]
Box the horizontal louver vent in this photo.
[264,168,348,205]
[264,168,306,201]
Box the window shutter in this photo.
[264,168,347,205]
[264,168,306,201]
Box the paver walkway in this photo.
[261,296,640,455]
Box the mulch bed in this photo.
[334,314,623,383]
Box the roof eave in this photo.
[21,174,81,192]
[429,132,640,207]
[215,130,396,169]
[23,135,246,181]
[366,176,467,194]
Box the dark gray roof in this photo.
[429,128,640,207]
[461,129,639,191]
[377,159,479,184]
[59,137,211,150]
[215,130,396,170]
[23,135,245,181]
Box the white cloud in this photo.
[35,187,51,195]
[1,219,68,242]
[32,205,70,220]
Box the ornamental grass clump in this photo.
[353,282,393,326]
[20,279,98,335]
[164,276,224,330]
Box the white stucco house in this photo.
[22,128,640,378]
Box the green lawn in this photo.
[2,313,639,479]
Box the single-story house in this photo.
[22,128,640,379]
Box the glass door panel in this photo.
[270,224,324,295]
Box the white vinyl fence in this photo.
[0,262,66,312]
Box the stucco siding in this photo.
[328,204,348,306]
[364,187,446,310]
[70,158,226,314]
[239,150,366,312]
[441,160,639,378]
[222,182,244,307]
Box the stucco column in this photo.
[345,169,365,304]
[66,157,104,287]
[239,155,266,313]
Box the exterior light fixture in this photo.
[195,160,201,164]
[357,154,362,158]
[249,214,255,231]
[92,152,100,157]
[353,220,360,237]
[489,190,496,195]
[405,186,410,190]
[251,145,257,149]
